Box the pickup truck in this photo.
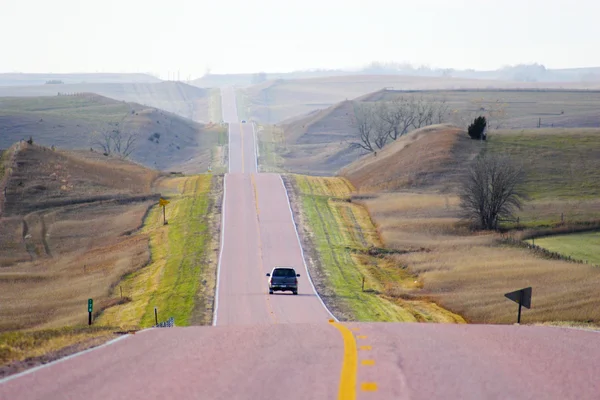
[266,267,300,295]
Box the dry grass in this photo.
[0,326,118,368]
[342,125,481,192]
[98,174,220,328]
[0,144,159,331]
[361,192,600,325]
[291,175,464,323]
[257,87,600,175]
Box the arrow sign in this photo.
[505,287,532,324]
[159,198,170,207]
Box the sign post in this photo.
[504,287,532,324]
[159,198,170,225]
[88,298,93,325]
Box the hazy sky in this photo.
[1,0,598,78]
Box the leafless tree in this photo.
[353,96,450,151]
[91,129,139,158]
[459,154,526,230]
[350,103,376,152]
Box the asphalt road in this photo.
[2,87,599,400]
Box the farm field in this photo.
[336,124,600,325]
[531,232,600,266]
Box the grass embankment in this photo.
[99,174,219,328]
[208,88,222,123]
[529,231,600,266]
[257,124,286,173]
[0,327,119,374]
[292,175,464,323]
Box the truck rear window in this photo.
[273,268,296,277]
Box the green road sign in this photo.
[88,298,93,313]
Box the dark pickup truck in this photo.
[266,267,300,295]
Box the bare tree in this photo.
[372,102,393,149]
[350,103,376,152]
[91,129,139,158]
[459,154,526,230]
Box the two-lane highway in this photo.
[215,88,332,326]
[2,86,600,400]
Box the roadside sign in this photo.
[88,298,93,313]
[505,287,532,324]
[505,287,532,309]
[159,198,170,207]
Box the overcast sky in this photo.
[1,0,598,79]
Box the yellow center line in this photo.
[329,321,357,400]
[251,173,276,323]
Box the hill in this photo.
[266,89,600,176]
[0,142,159,330]
[0,73,160,86]
[341,125,477,192]
[0,94,226,173]
[240,75,600,124]
[0,81,217,123]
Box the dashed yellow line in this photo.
[361,360,375,366]
[361,383,378,392]
[359,345,372,351]
[250,173,276,323]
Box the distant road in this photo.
[2,87,599,400]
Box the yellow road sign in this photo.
[159,198,170,207]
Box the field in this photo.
[0,94,226,173]
[0,143,222,370]
[0,144,159,331]
[99,174,222,327]
[287,175,464,323]
[336,125,600,325]
[531,232,600,266]
[359,192,600,325]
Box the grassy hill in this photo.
[0,94,226,173]
[240,75,600,124]
[337,127,600,325]
[0,142,159,330]
[0,81,218,123]
[264,89,600,176]
[342,125,479,192]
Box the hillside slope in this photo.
[0,94,225,173]
[272,88,600,176]
[241,75,600,124]
[0,82,213,122]
[0,143,159,330]
[341,125,480,192]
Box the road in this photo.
[2,87,600,400]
